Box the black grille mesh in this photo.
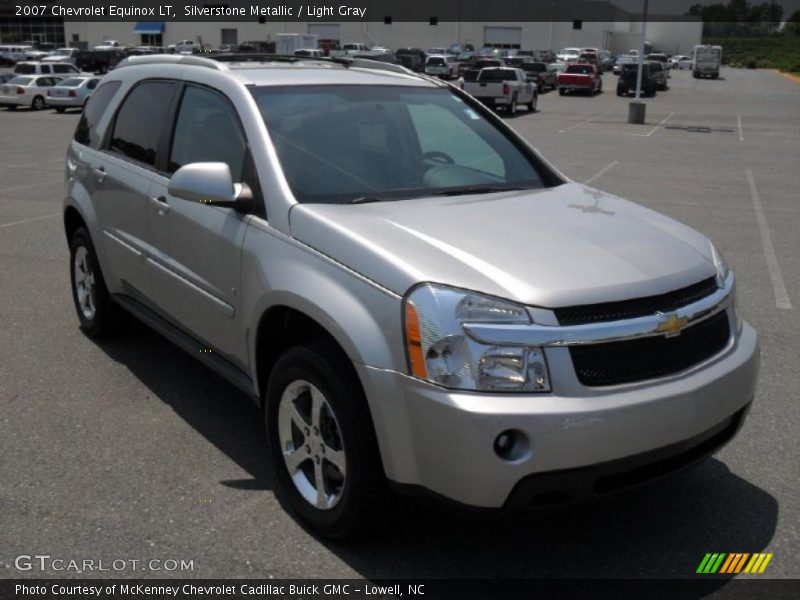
[570,310,731,387]
[554,277,719,326]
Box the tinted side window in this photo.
[109,82,176,167]
[74,80,121,147]
[169,85,246,179]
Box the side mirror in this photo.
[168,162,253,213]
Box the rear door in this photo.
[92,80,179,302]
[146,84,252,362]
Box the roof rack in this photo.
[114,54,226,71]
[112,52,417,77]
[206,53,414,75]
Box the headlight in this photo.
[709,242,729,288]
[404,284,550,392]
[709,242,741,333]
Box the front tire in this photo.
[55,107,65,113]
[31,95,44,110]
[69,227,127,338]
[266,341,386,539]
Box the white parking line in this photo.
[558,110,613,133]
[737,114,744,142]
[3,179,63,193]
[644,112,675,137]
[0,213,59,229]
[746,169,792,310]
[583,161,619,185]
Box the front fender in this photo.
[241,218,406,397]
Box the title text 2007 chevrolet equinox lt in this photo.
[64,54,759,538]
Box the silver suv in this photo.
[64,54,759,538]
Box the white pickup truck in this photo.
[462,67,537,115]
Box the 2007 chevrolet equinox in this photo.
[63,54,759,538]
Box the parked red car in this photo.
[557,63,603,96]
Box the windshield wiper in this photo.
[342,196,383,205]
[433,185,530,197]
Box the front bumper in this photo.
[357,321,758,508]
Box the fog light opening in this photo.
[493,429,531,462]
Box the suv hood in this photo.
[289,183,717,307]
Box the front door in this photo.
[146,84,250,363]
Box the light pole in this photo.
[629,0,649,124]
[547,0,555,51]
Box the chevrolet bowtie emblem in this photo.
[656,314,689,337]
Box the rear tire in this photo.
[6,105,17,111]
[558,88,566,96]
[55,107,65,113]
[527,93,537,112]
[31,95,44,110]
[69,227,128,339]
[266,341,387,540]
[507,94,518,116]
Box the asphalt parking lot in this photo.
[1,66,798,582]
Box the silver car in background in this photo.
[63,54,759,539]
[48,76,101,112]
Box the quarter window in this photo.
[169,85,246,180]
[109,81,177,167]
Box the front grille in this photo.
[570,310,731,386]
[554,277,718,326]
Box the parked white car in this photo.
[94,40,122,51]
[670,55,694,70]
[462,67,538,115]
[0,75,63,110]
[556,47,581,62]
[169,40,196,53]
[43,48,78,63]
[13,61,86,77]
[0,44,35,65]
[47,76,101,112]
[424,54,459,79]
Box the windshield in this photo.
[53,49,71,56]
[251,85,545,204]
[566,65,594,74]
[427,57,445,65]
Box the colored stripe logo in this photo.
[696,553,773,574]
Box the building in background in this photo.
[0,0,64,45]
[63,19,701,55]
[0,0,700,56]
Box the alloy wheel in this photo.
[73,246,96,320]
[277,379,346,510]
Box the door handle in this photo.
[151,195,170,214]
[92,167,106,182]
